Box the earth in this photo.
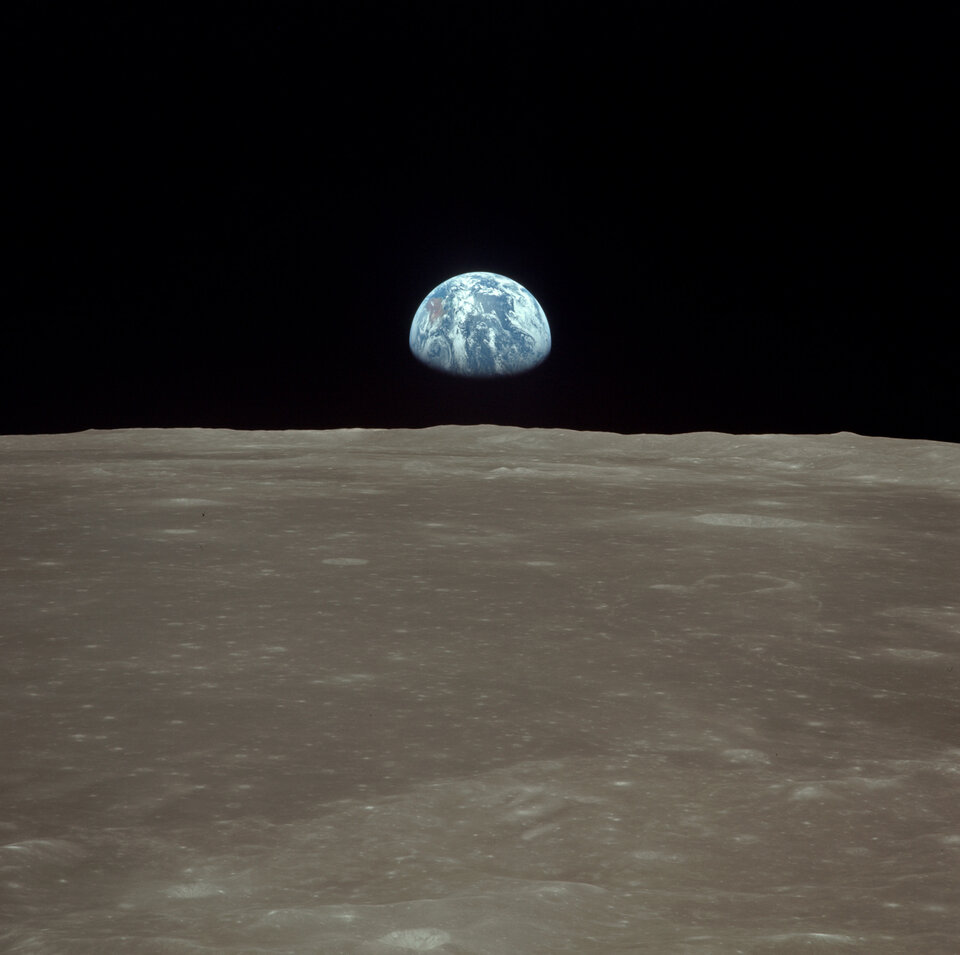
[409,272,551,377]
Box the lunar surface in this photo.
[1,426,959,953]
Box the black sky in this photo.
[7,3,955,440]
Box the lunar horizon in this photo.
[2,425,958,953]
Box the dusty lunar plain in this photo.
[1,425,959,954]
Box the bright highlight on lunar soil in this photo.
[409,272,551,377]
